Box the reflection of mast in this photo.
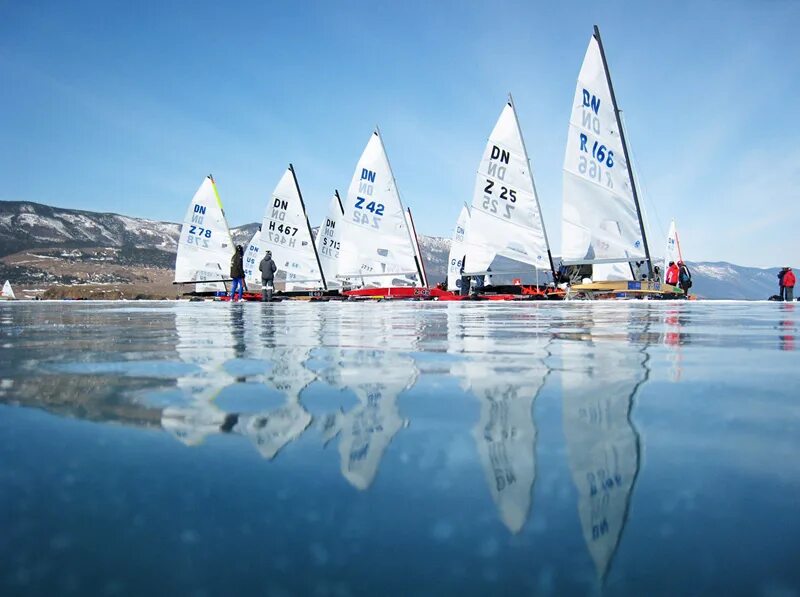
[447,304,550,533]
[561,307,648,579]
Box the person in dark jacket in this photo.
[782,267,796,302]
[259,250,277,302]
[459,256,470,296]
[778,267,787,301]
[229,245,245,301]
[678,261,692,298]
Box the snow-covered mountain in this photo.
[0,200,791,299]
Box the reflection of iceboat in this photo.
[162,305,318,458]
[321,349,417,490]
[162,305,238,445]
[560,309,647,579]
[447,304,550,532]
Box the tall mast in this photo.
[289,163,327,291]
[406,207,429,287]
[593,25,653,279]
[507,93,558,283]
[374,126,427,287]
[334,189,344,214]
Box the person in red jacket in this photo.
[665,261,680,286]
[782,267,796,301]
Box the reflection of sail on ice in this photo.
[233,304,320,458]
[162,305,237,445]
[561,326,645,578]
[447,304,548,532]
[316,307,418,488]
[323,350,416,490]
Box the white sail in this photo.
[1,280,15,300]
[258,166,325,291]
[447,205,470,291]
[463,100,550,276]
[174,176,235,292]
[561,34,646,279]
[315,192,344,289]
[337,131,421,288]
[244,229,263,287]
[663,219,681,283]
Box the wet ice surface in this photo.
[0,300,799,596]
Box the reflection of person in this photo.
[782,267,796,302]
[229,244,245,301]
[259,250,277,302]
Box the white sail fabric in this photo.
[258,167,325,291]
[463,102,549,275]
[315,193,344,289]
[1,280,15,300]
[174,176,234,292]
[244,229,263,287]
[663,219,680,283]
[447,205,470,291]
[561,35,645,276]
[337,131,421,288]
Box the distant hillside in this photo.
[0,199,791,299]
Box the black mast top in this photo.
[289,163,327,291]
[592,25,653,279]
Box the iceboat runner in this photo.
[560,26,681,299]
[437,96,563,302]
[337,129,431,300]
[173,175,236,297]
[236,164,338,301]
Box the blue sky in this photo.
[1,0,798,267]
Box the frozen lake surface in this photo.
[1,300,799,595]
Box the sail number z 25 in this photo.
[482,179,516,218]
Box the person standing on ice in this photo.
[259,250,277,302]
[678,261,692,298]
[782,267,796,302]
[229,245,245,302]
[778,267,788,301]
[665,261,680,286]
